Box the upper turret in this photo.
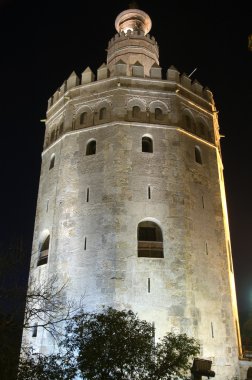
[107,7,159,77]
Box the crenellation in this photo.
[181,73,192,89]
[132,61,144,77]
[97,63,109,81]
[150,62,162,79]
[114,60,127,76]
[81,66,95,84]
[167,65,180,82]
[203,87,214,103]
[66,71,80,90]
[192,79,203,95]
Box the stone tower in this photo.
[22,6,242,379]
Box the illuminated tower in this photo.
[22,7,242,379]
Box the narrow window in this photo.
[132,106,141,118]
[185,115,192,130]
[142,136,153,153]
[49,154,55,170]
[155,107,163,121]
[202,195,205,209]
[198,122,205,136]
[37,234,50,266]
[228,241,233,273]
[32,323,38,338]
[205,241,208,255]
[99,107,107,120]
[148,278,150,293]
[50,130,55,143]
[195,146,202,164]
[59,123,64,135]
[46,200,49,213]
[55,126,59,138]
[86,140,96,155]
[84,237,87,250]
[211,322,214,338]
[86,188,89,202]
[138,221,163,258]
[80,112,87,124]
[148,185,151,199]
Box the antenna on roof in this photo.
[188,67,197,78]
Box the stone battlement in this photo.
[48,64,213,111]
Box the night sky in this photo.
[0,1,251,323]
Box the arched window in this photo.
[195,146,202,164]
[99,107,107,120]
[142,136,153,153]
[155,107,163,121]
[137,221,163,258]
[37,234,50,266]
[80,112,87,124]
[86,140,96,156]
[132,106,141,118]
[198,122,206,136]
[185,114,196,133]
[49,154,55,170]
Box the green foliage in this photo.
[18,307,200,380]
[18,350,76,380]
[64,308,154,379]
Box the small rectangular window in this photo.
[202,195,205,209]
[148,278,150,293]
[86,188,89,202]
[148,185,151,199]
[211,322,214,338]
[205,241,208,255]
[32,323,38,338]
[46,200,49,212]
[84,237,87,250]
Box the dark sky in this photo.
[0,0,251,320]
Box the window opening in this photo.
[138,221,163,258]
[142,136,153,153]
[86,140,96,155]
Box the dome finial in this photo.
[115,7,152,35]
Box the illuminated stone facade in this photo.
[22,7,241,379]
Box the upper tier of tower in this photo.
[107,8,158,76]
[44,6,220,153]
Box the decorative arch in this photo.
[183,109,196,133]
[149,100,169,114]
[75,106,92,128]
[37,230,50,266]
[96,100,111,122]
[196,117,209,138]
[86,139,96,155]
[127,98,146,112]
[137,219,163,258]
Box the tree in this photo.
[0,238,82,380]
[23,274,83,341]
[18,307,200,380]
[0,239,30,380]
